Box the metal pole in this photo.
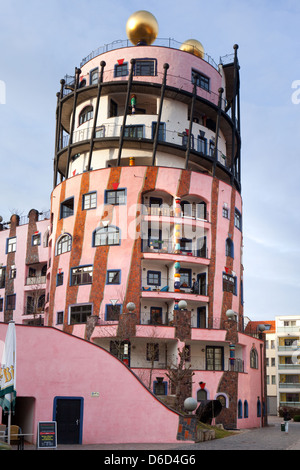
[117,59,135,166]
[87,61,106,171]
[184,80,197,170]
[151,63,169,166]
[65,68,81,179]
[213,87,224,176]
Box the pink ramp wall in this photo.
[0,323,180,444]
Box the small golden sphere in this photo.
[126,10,158,46]
[180,39,205,59]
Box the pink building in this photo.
[0,11,266,444]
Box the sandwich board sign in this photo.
[37,421,57,449]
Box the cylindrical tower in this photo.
[45,11,248,424]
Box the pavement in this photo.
[12,416,300,452]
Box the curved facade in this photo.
[44,33,266,429]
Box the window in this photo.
[124,125,143,139]
[238,400,243,419]
[60,198,74,219]
[56,234,72,255]
[192,69,210,92]
[226,238,234,258]
[7,237,16,253]
[154,378,167,396]
[244,400,249,418]
[56,311,64,325]
[83,192,97,210]
[234,208,242,230]
[0,267,6,288]
[148,229,162,250]
[197,136,207,154]
[9,267,16,279]
[106,270,121,285]
[71,266,93,285]
[152,122,166,141]
[150,307,162,325]
[250,347,258,369]
[6,294,16,310]
[56,272,64,286]
[93,226,120,247]
[109,99,118,117]
[223,206,229,218]
[135,59,156,76]
[146,343,159,362]
[223,272,237,294]
[147,271,161,286]
[32,233,41,246]
[0,298,3,312]
[70,304,92,324]
[90,67,98,85]
[180,268,192,288]
[206,346,223,371]
[106,304,121,321]
[79,106,93,125]
[114,62,129,77]
[105,189,126,205]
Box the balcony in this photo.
[142,239,208,259]
[25,275,46,286]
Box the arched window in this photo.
[257,398,261,417]
[226,238,234,258]
[238,399,243,419]
[244,400,249,418]
[56,234,72,255]
[93,226,120,247]
[79,105,93,125]
[250,347,258,369]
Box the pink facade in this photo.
[0,322,180,444]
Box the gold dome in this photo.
[126,10,158,46]
[180,39,205,59]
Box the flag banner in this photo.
[0,322,16,412]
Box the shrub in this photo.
[293,415,300,422]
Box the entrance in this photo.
[54,397,83,444]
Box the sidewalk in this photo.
[17,416,300,451]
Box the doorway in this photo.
[53,397,83,445]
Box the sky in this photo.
[0,0,299,322]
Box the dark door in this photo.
[55,398,83,444]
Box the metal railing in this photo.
[141,276,207,296]
[142,239,208,259]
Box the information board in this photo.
[37,421,57,449]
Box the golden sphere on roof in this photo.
[126,10,158,46]
[180,39,205,59]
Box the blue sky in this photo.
[0,0,299,321]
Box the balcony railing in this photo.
[142,204,208,222]
[142,239,208,259]
[25,276,46,286]
[142,276,207,296]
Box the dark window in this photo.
[106,304,121,321]
[147,343,159,361]
[57,272,64,286]
[109,99,118,117]
[226,238,234,258]
[114,62,129,77]
[60,198,74,219]
[180,268,192,288]
[0,298,3,311]
[206,346,224,371]
[71,266,93,285]
[6,294,16,310]
[93,226,120,247]
[223,206,229,218]
[223,272,237,294]
[150,307,162,325]
[147,271,161,286]
[148,229,162,250]
[192,69,210,92]
[135,60,156,76]
[124,125,143,138]
[250,348,258,369]
[0,267,6,288]
[152,122,166,141]
[106,270,120,285]
[57,311,64,324]
[105,189,126,205]
[234,208,242,230]
[79,106,93,125]
[197,136,207,154]
[70,304,92,324]
[154,378,167,395]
